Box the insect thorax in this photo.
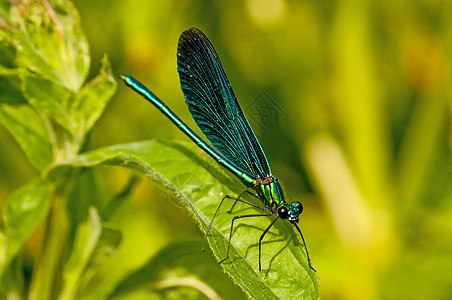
[254,175,285,207]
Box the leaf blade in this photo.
[50,140,320,300]
[0,179,52,277]
[73,55,116,136]
[0,73,54,170]
[111,240,247,300]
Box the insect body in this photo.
[120,28,315,272]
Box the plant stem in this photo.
[28,189,69,300]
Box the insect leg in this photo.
[258,215,279,271]
[227,190,261,213]
[203,194,266,251]
[293,223,316,272]
[219,212,273,266]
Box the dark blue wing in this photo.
[177,28,271,179]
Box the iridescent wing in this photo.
[177,28,271,179]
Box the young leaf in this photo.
[0,0,115,166]
[49,140,320,300]
[10,0,89,90]
[20,55,116,148]
[71,55,116,137]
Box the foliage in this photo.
[0,1,319,299]
[2,0,452,299]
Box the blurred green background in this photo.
[1,0,452,299]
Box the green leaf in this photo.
[85,225,122,274]
[71,55,116,137]
[0,1,116,165]
[60,207,102,300]
[10,0,89,91]
[19,56,115,160]
[0,72,53,170]
[21,71,76,134]
[66,168,101,226]
[62,168,123,299]
[111,240,247,300]
[0,179,52,277]
[21,55,116,141]
[75,225,122,300]
[50,140,320,300]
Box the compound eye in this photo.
[295,202,303,213]
[278,206,289,219]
